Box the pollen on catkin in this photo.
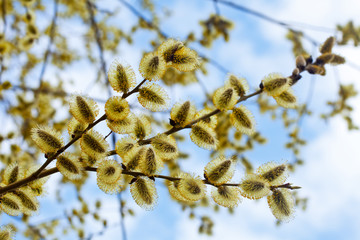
[0,225,15,240]
[239,174,270,200]
[122,146,145,171]
[230,105,256,136]
[204,156,235,185]
[0,193,23,216]
[273,88,297,109]
[267,189,295,222]
[69,95,99,124]
[105,96,130,121]
[67,117,88,138]
[190,122,218,150]
[257,162,288,185]
[129,115,151,140]
[170,46,200,72]
[177,173,206,202]
[138,146,163,176]
[213,87,239,111]
[195,108,218,129]
[212,186,242,208]
[150,134,178,159]
[106,112,135,134]
[80,130,109,158]
[108,58,136,93]
[56,153,83,180]
[3,163,23,185]
[261,73,291,97]
[225,74,249,97]
[139,52,166,81]
[170,100,196,127]
[31,125,64,153]
[156,38,184,64]
[115,137,139,158]
[167,180,190,202]
[12,187,39,215]
[97,159,122,184]
[138,82,170,111]
[130,176,158,210]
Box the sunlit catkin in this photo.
[167,180,190,202]
[177,173,206,201]
[115,137,139,158]
[257,162,288,185]
[213,87,239,111]
[107,112,135,134]
[157,39,183,63]
[0,225,14,240]
[122,146,145,171]
[130,176,158,210]
[138,82,170,111]
[261,73,291,96]
[67,117,88,138]
[195,108,218,129]
[97,159,122,184]
[3,163,23,185]
[108,58,136,93]
[212,186,242,208]
[267,189,294,222]
[273,88,297,108]
[150,134,178,159]
[225,74,249,97]
[56,153,83,180]
[204,156,235,185]
[31,125,64,153]
[12,187,39,215]
[139,52,166,81]
[80,130,109,158]
[170,100,196,127]
[190,122,218,150]
[80,152,99,167]
[0,193,23,216]
[69,95,99,124]
[320,36,335,54]
[239,174,270,199]
[170,46,200,72]
[138,146,163,176]
[105,96,130,121]
[130,115,151,140]
[230,105,256,136]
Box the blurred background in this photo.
[1,0,360,239]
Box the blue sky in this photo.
[2,0,360,239]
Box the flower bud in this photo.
[177,173,206,202]
[204,156,235,185]
[190,122,218,150]
[108,58,136,93]
[69,95,99,124]
[56,153,83,180]
[267,189,294,222]
[230,105,256,136]
[138,83,170,111]
[170,100,196,127]
[139,52,166,81]
[257,162,288,185]
[80,130,109,158]
[225,74,249,96]
[31,125,64,153]
[212,186,242,208]
[105,96,130,121]
[130,176,158,210]
[213,87,239,111]
[239,174,270,199]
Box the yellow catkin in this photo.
[170,46,200,72]
[320,36,335,54]
[97,178,122,194]
[195,108,218,129]
[167,180,190,202]
[12,187,39,215]
[138,146,163,176]
[67,117,88,138]
[105,96,130,121]
[139,52,166,81]
[170,101,196,127]
[108,58,136,93]
[138,82,170,111]
[80,130,109,158]
[177,173,206,201]
[190,122,218,150]
[257,162,288,185]
[80,152,99,167]
[130,176,158,210]
[261,73,291,96]
[0,193,23,216]
[0,225,15,240]
[3,163,23,185]
[239,174,270,199]
[267,189,295,222]
[122,146,145,171]
[69,95,99,124]
[97,159,122,184]
[213,87,239,111]
[31,125,64,153]
[225,74,249,96]
[24,166,48,190]
[156,38,184,64]
[106,112,135,134]
[230,105,256,136]
[150,134,178,159]
[130,115,151,140]
[212,186,242,208]
[273,88,297,108]
[204,156,235,185]
[115,137,139,158]
[56,153,83,180]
